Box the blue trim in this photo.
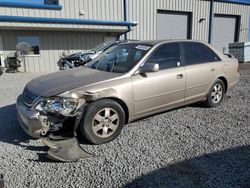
[216,0,250,6]
[0,2,62,10]
[0,15,138,27]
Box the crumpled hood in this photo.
[63,51,94,60]
[26,67,120,97]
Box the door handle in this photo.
[176,73,183,79]
[211,68,215,72]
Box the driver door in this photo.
[132,43,185,117]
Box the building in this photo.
[0,0,249,72]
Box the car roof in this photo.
[110,39,227,61]
[119,39,206,46]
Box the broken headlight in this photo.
[35,97,79,116]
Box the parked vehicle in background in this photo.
[17,40,240,145]
[57,40,137,70]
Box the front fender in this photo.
[81,88,121,102]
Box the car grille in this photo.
[22,87,39,107]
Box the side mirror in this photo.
[139,63,159,73]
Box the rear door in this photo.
[181,42,222,104]
[132,43,185,116]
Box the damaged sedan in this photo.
[16,40,240,147]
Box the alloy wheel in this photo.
[92,108,119,138]
[211,83,223,104]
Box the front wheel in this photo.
[205,79,225,108]
[79,99,125,145]
[63,63,71,70]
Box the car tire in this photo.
[205,79,225,108]
[63,63,71,70]
[79,99,125,145]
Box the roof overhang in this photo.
[0,15,138,27]
[0,25,129,33]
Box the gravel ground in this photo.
[0,64,249,188]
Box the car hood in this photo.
[63,51,95,60]
[26,67,121,97]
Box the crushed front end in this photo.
[16,87,94,162]
[16,87,84,139]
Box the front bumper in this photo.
[16,95,43,138]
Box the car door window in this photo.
[182,42,221,66]
[147,43,181,70]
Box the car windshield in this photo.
[86,44,152,73]
[91,41,113,52]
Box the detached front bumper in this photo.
[16,95,43,138]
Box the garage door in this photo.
[157,11,191,40]
[212,15,238,53]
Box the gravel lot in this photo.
[0,64,249,188]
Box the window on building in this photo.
[182,42,221,65]
[0,0,61,9]
[44,0,59,5]
[147,43,181,70]
[17,36,40,55]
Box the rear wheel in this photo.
[80,99,125,145]
[205,79,225,108]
